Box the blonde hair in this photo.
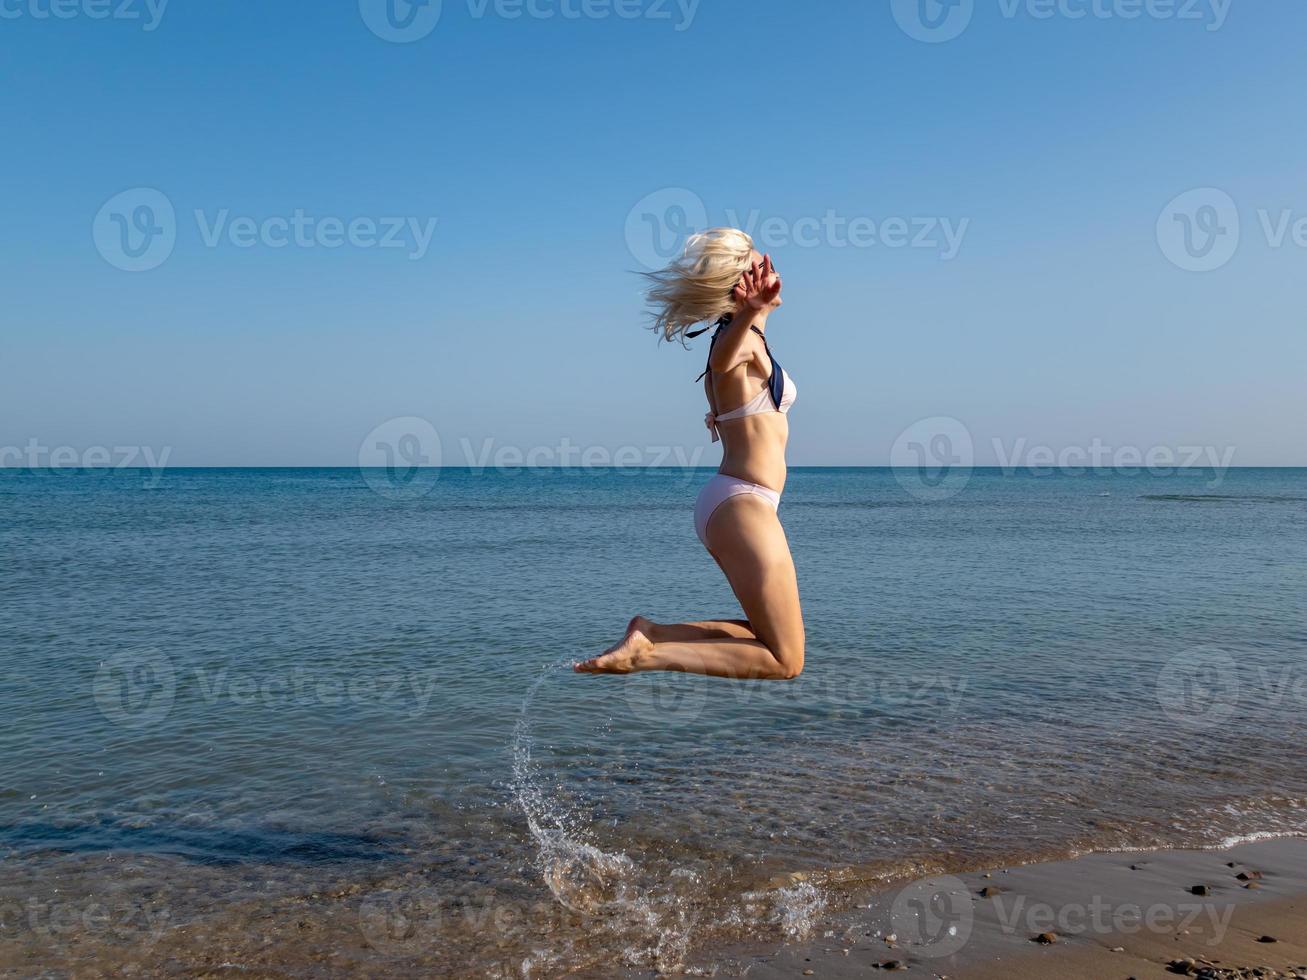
[642,227,755,344]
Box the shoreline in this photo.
[646,836,1307,979]
[4,834,1306,977]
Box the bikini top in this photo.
[693,317,797,443]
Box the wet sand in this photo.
[5,840,1306,977]
[689,837,1307,980]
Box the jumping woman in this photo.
[576,229,804,680]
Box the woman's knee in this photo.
[774,640,804,680]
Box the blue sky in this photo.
[2,0,1304,467]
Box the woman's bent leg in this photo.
[575,496,804,679]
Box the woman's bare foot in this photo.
[574,624,655,674]
[597,616,655,656]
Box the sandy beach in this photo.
[13,836,1303,978]
[679,837,1307,980]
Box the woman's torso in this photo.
[704,341,795,494]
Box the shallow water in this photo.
[2,467,1306,975]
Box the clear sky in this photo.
[3,0,1304,467]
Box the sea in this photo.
[2,466,1305,976]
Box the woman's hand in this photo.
[733,254,783,314]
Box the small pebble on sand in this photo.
[1032,931,1057,944]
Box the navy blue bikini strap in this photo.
[695,320,784,411]
[693,316,732,382]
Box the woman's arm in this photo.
[708,308,767,374]
[708,255,782,374]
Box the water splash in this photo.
[774,881,826,940]
[511,662,636,914]
[510,663,723,972]
[509,662,835,973]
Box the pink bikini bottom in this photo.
[694,474,781,547]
